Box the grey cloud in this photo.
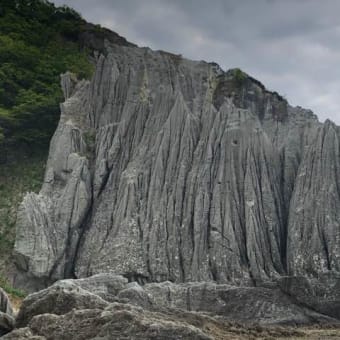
[52,0,340,124]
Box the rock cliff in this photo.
[12,37,340,296]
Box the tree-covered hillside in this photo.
[0,0,94,150]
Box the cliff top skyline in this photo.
[52,0,340,125]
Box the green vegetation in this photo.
[0,276,26,299]
[0,0,94,148]
[231,68,247,87]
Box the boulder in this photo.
[15,280,108,328]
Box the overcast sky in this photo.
[52,0,340,124]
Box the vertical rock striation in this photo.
[287,120,340,275]
[13,40,340,291]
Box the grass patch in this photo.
[0,276,26,299]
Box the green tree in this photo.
[0,0,94,148]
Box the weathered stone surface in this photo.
[117,282,153,308]
[0,289,12,317]
[15,280,108,328]
[0,312,14,337]
[11,275,338,329]
[11,31,340,338]
[138,281,337,325]
[13,78,93,291]
[14,41,333,291]
[5,280,212,340]
[287,120,340,276]
[0,288,14,336]
[278,274,340,320]
[1,327,45,340]
[4,275,339,339]
[57,273,128,301]
[26,304,211,340]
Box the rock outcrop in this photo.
[11,30,340,321]
[13,274,336,327]
[0,288,14,336]
[4,274,338,339]
[278,274,340,320]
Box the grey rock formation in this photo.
[15,280,109,328]
[12,36,340,306]
[287,120,340,275]
[140,281,335,325]
[12,274,338,328]
[278,273,340,320]
[4,274,339,339]
[6,304,212,340]
[0,314,14,337]
[0,288,14,336]
[0,289,12,318]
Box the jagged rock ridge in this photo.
[12,38,340,292]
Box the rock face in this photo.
[0,288,14,336]
[13,274,336,328]
[12,37,340,295]
[3,274,338,339]
[278,274,340,320]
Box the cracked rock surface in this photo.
[4,274,339,339]
[12,39,340,298]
